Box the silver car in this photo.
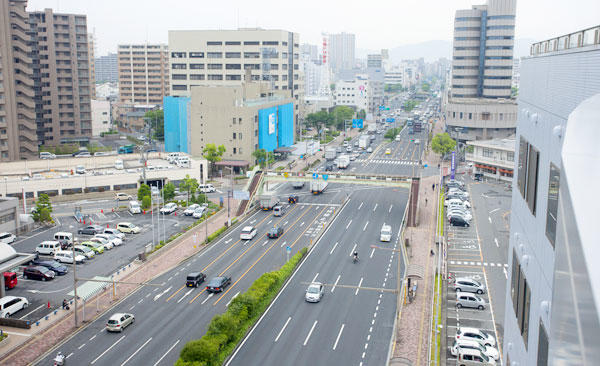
[305,282,324,303]
[106,312,135,332]
[453,277,486,294]
[456,293,486,310]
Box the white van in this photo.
[128,201,141,214]
[199,184,216,193]
[53,232,73,246]
[380,224,392,242]
[273,205,285,217]
[36,241,61,256]
[176,156,190,167]
[0,296,29,318]
[456,348,496,365]
[54,250,85,264]
[115,159,124,170]
[167,152,183,164]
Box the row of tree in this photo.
[304,106,360,131]
[137,175,207,209]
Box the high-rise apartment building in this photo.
[117,44,169,105]
[444,0,518,141]
[95,53,118,83]
[0,0,37,161]
[28,8,92,146]
[503,26,600,366]
[328,32,355,75]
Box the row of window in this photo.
[171,51,297,59]
[455,15,515,22]
[451,111,513,121]
[204,40,287,46]
[510,248,531,348]
[455,25,515,32]
[172,63,292,70]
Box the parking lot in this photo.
[443,176,511,365]
[5,202,216,322]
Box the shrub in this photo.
[141,195,151,210]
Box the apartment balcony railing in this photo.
[531,25,600,55]
[465,153,514,169]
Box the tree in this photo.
[162,182,176,201]
[179,174,199,205]
[202,143,226,175]
[403,100,419,112]
[332,106,355,131]
[32,194,53,223]
[141,195,151,210]
[252,149,274,168]
[138,184,151,201]
[431,133,457,157]
[144,110,164,141]
[305,110,332,130]
[421,82,431,92]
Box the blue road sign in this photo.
[312,173,318,179]
[322,174,329,181]
[379,105,385,111]
[352,119,364,128]
[286,246,291,253]
[386,117,395,123]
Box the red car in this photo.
[3,272,17,290]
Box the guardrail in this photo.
[530,25,600,56]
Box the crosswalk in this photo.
[357,159,419,165]
[449,260,508,267]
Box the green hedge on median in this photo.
[175,247,308,366]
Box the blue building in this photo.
[164,96,190,153]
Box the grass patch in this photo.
[175,247,309,366]
[430,273,443,365]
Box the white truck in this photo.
[324,147,337,161]
[337,155,350,169]
[310,181,328,195]
[259,194,279,210]
[367,124,377,134]
[358,135,370,149]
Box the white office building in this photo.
[503,26,600,366]
[90,100,111,136]
[333,76,369,112]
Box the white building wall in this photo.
[333,78,368,111]
[91,100,111,136]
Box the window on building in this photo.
[189,52,204,58]
[481,112,491,120]
[171,52,186,58]
[207,75,223,80]
[482,148,493,158]
[207,64,222,70]
[263,41,279,45]
[545,163,560,247]
[518,137,528,198]
[526,144,540,215]
[239,147,242,154]
[468,113,472,120]
[510,249,531,348]
[172,74,187,80]
[238,133,242,140]
[226,75,241,80]
[172,63,186,70]
[225,41,241,45]
[244,52,260,58]
[190,64,204,69]
[244,41,259,45]
[207,52,222,58]
[172,85,187,91]
[459,112,463,119]
[507,151,514,161]
[233,147,237,154]
[190,74,204,80]
[233,132,236,139]
[244,64,260,70]
[226,64,241,70]
[452,112,456,118]
[225,52,241,58]
[207,41,222,46]
[537,321,549,366]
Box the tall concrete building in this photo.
[444,0,518,141]
[88,32,96,99]
[0,0,37,161]
[28,8,93,146]
[117,44,170,105]
[503,26,600,366]
[328,32,355,75]
[95,53,118,83]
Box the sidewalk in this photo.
[0,200,239,366]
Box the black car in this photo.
[288,195,299,204]
[31,260,68,276]
[292,181,304,189]
[325,162,334,171]
[449,216,470,227]
[206,276,231,293]
[23,266,56,281]
[186,272,206,288]
[267,226,284,239]
[78,225,104,235]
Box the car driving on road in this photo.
[305,282,324,303]
[186,272,206,288]
[267,226,284,239]
[240,226,257,240]
[106,313,135,332]
[206,276,231,293]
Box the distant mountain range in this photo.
[357,38,535,63]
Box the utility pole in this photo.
[71,244,78,327]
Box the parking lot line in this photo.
[19,303,46,319]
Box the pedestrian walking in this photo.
[432,183,435,191]
[425,198,428,206]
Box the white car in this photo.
[184,204,200,216]
[89,237,114,250]
[192,207,206,219]
[54,250,86,264]
[0,232,16,244]
[95,233,122,247]
[75,165,86,174]
[240,226,257,240]
[450,339,499,361]
[115,192,132,201]
[103,228,125,240]
[305,282,324,303]
[73,245,95,259]
[160,202,178,215]
[455,327,496,347]
[445,198,471,208]
[0,296,29,318]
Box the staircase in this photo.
[235,171,263,216]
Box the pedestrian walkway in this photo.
[356,159,419,165]
[0,200,239,366]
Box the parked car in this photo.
[445,198,471,208]
[186,272,206,288]
[267,226,284,239]
[39,152,56,160]
[54,250,85,264]
[192,207,206,219]
[456,348,496,365]
[184,204,200,216]
[455,327,496,348]
[160,202,178,215]
[31,259,68,275]
[305,282,324,303]
[89,237,113,250]
[205,276,231,293]
[95,233,122,247]
[456,293,486,310]
[116,222,140,234]
[447,210,473,222]
[103,228,125,240]
[106,313,135,332]
[73,245,95,259]
[3,272,17,290]
[78,225,104,235]
[74,151,91,158]
[75,165,86,175]
[448,188,469,197]
[450,216,470,227]
[453,277,486,294]
[240,226,257,240]
[23,266,55,281]
[199,184,216,193]
[35,240,62,256]
[450,339,499,361]
[0,296,29,318]
[80,241,105,254]
[0,232,16,244]
[115,193,132,201]
[325,162,334,171]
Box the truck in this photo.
[358,135,370,149]
[118,144,135,154]
[337,155,350,169]
[413,121,422,133]
[324,147,337,161]
[258,194,279,210]
[367,124,377,134]
[310,181,328,194]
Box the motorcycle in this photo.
[53,351,65,366]
[353,255,359,263]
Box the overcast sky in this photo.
[27,0,600,57]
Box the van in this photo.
[53,232,73,246]
[456,348,496,365]
[176,156,190,167]
[380,224,392,242]
[3,272,17,290]
[167,152,182,164]
[199,184,215,193]
[273,205,285,217]
[115,159,124,170]
[0,296,29,318]
[456,293,486,310]
[0,232,16,244]
[128,201,141,214]
[54,250,85,264]
[36,241,61,256]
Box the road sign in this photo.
[352,119,364,128]
[379,105,385,111]
[286,246,291,253]
[312,173,318,179]
[322,174,329,181]
[386,117,395,123]
[283,172,289,178]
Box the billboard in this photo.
[268,113,276,134]
[277,103,294,147]
[258,106,278,152]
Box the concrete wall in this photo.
[0,198,19,234]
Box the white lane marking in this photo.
[312,273,319,283]
[358,202,363,210]
[138,299,143,304]
[303,320,318,346]
[263,240,268,246]
[177,289,193,303]
[503,267,508,279]
[330,242,338,255]
[78,343,86,350]
[66,352,73,359]
[225,238,232,244]
[349,243,357,256]
[346,219,352,230]
[167,276,172,282]
[363,221,369,231]
[129,305,135,310]
[373,203,378,212]
[154,286,172,301]
[91,335,125,364]
[19,303,45,319]
[299,221,305,227]
[494,238,499,247]
[490,208,500,213]
[332,323,345,350]
[153,339,180,366]
[389,204,393,213]
[121,337,152,366]
[355,277,363,295]
[267,220,272,225]
[146,293,151,298]
[280,240,287,248]
[201,293,214,305]
[274,317,292,342]
[488,216,492,223]
[250,219,256,224]
[370,248,375,258]
[283,221,288,226]
[226,292,240,307]
[90,334,97,341]
[331,275,341,293]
